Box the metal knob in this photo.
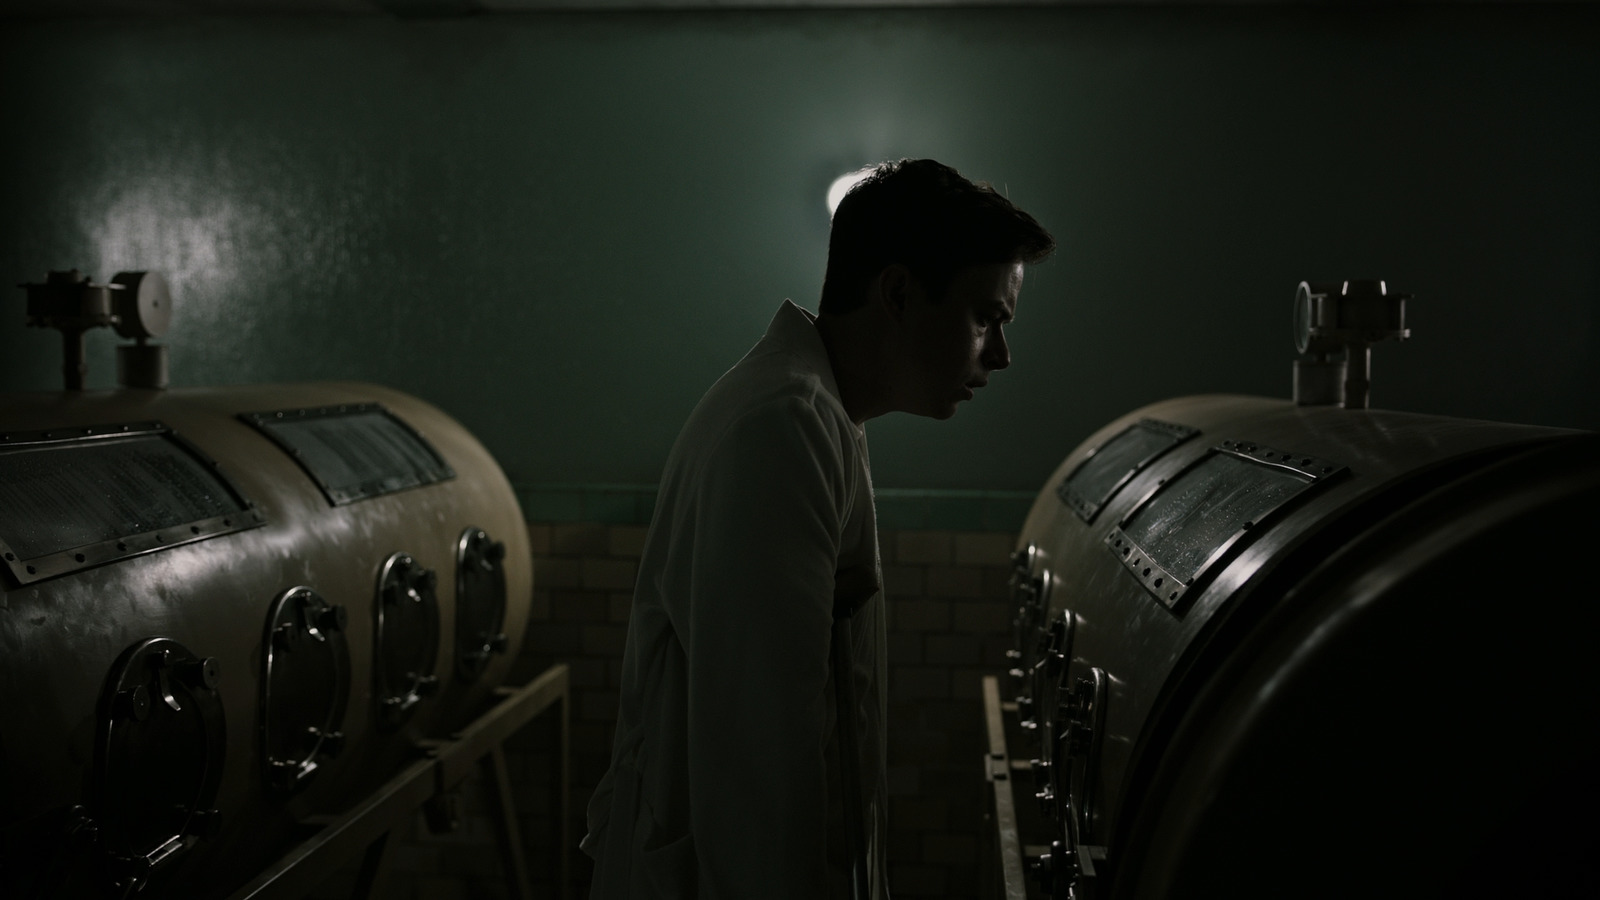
[179,657,221,690]
[317,604,348,633]
[187,808,222,837]
[114,685,151,721]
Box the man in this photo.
[582,159,1054,899]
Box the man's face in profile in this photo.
[898,260,1024,420]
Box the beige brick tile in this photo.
[894,531,952,565]
[527,588,551,622]
[524,623,583,655]
[922,833,978,865]
[607,525,649,559]
[920,698,982,732]
[951,600,1010,635]
[582,558,638,591]
[581,625,628,656]
[534,557,581,590]
[950,667,990,700]
[953,532,1014,567]
[571,721,614,756]
[893,666,952,700]
[566,658,609,688]
[924,565,981,599]
[887,632,923,665]
[550,590,607,623]
[923,634,981,666]
[887,828,922,862]
[886,765,921,797]
[608,591,633,624]
[897,729,953,765]
[982,635,1016,667]
[520,523,551,558]
[551,523,608,556]
[890,797,948,831]
[881,564,925,598]
[891,599,950,632]
[980,566,1015,602]
[888,865,945,896]
[578,689,619,723]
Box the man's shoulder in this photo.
[694,355,849,444]
[662,349,851,472]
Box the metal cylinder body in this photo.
[1009,395,1599,897]
[0,382,532,898]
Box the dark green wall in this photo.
[3,5,1596,496]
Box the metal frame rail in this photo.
[226,663,571,900]
[983,675,1028,900]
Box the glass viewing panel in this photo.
[1058,419,1198,522]
[1108,441,1341,609]
[1121,453,1311,584]
[0,424,256,584]
[242,405,453,506]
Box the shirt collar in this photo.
[762,298,850,422]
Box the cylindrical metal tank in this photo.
[1007,395,1600,898]
[0,382,532,899]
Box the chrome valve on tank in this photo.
[1291,279,1409,408]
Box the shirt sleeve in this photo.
[683,392,854,899]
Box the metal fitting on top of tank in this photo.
[18,269,172,390]
[1292,279,1410,409]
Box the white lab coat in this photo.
[582,300,889,899]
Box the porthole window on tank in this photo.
[374,552,441,727]
[93,637,226,893]
[261,586,350,792]
[455,526,509,682]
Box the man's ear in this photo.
[876,264,913,321]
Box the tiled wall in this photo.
[511,520,1022,899]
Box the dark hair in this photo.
[819,158,1055,315]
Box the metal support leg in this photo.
[352,831,394,900]
[485,746,534,900]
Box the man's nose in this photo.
[983,329,1011,371]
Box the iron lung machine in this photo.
[989,284,1600,898]
[0,381,537,898]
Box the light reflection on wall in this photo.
[84,176,242,306]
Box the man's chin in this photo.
[915,402,960,421]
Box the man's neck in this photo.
[814,313,892,426]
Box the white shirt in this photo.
[582,300,888,899]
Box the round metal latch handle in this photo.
[114,685,151,721]
[317,604,348,633]
[179,657,221,690]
